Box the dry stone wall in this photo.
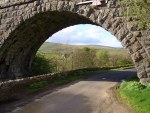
[0,0,150,84]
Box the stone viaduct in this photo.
[0,0,150,84]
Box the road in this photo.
[0,69,137,113]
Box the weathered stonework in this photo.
[0,0,150,84]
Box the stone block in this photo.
[69,2,76,12]
[36,5,41,13]
[131,51,143,62]
[107,27,117,36]
[57,1,64,11]
[63,3,71,11]
[111,18,121,28]
[127,47,133,55]
[140,78,150,85]
[46,3,51,11]
[51,4,57,11]
[121,38,131,48]
[115,26,129,41]
[137,70,147,79]
[83,7,93,17]
[143,58,150,68]
[34,1,40,6]
[89,13,96,22]
[130,36,137,44]
[136,65,144,72]
[132,41,142,52]
[32,7,37,12]
[28,3,34,7]
[133,31,141,37]
[0,30,3,35]
[141,53,147,59]
[1,12,7,18]
[139,48,145,54]
[147,73,150,78]
[146,67,150,74]
[42,6,46,12]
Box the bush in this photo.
[55,74,64,80]
[120,81,145,91]
[117,58,133,66]
[118,0,150,30]
[30,52,53,76]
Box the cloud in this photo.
[46,24,123,48]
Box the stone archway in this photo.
[0,0,150,84]
[0,11,97,79]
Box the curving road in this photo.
[0,69,137,113]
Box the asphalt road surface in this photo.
[0,69,137,113]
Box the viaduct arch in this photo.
[0,0,150,84]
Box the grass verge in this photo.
[25,81,49,94]
[111,65,135,71]
[117,75,150,113]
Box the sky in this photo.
[46,24,123,48]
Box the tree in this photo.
[117,58,133,65]
[72,48,96,69]
[30,52,55,76]
[96,50,109,67]
[119,0,150,30]
[82,46,91,52]
[109,53,121,66]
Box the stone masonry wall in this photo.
[0,0,150,84]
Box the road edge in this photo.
[107,82,138,113]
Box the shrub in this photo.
[117,58,133,65]
[120,81,145,91]
[55,74,64,80]
[30,52,53,76]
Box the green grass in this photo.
[51,70,109,85]
[25,81,48,94]
[117,75,150,113]
[111,65,135,71]
[30,81,48,89]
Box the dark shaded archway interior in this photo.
[0,11,97,79]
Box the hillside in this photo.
[39,42,81,53]
[38,42,129,60]
[39,42,125,53]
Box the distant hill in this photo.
[38,42,128,59]
[39,42,125,53]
